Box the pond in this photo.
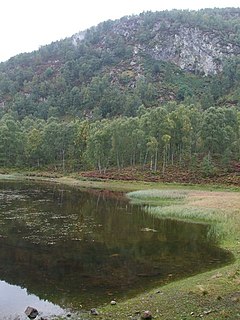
[0,181,232,319]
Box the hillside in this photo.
[0,8,239,178]
[0,8,239,120]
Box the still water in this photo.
[0,181,232,319]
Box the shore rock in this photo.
[24,306,39,319]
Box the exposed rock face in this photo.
[145,25,237,75]
[73,10,240,76]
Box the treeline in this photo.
[0,104,239,173]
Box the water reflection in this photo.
[0,280,64,320]
[0,181,232,316]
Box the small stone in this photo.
[110,300,117,305]
[90,308,99,316]
[141,310,152,319]
[155,290,163,294]
[203,310,212,315]
[230,291,240,302]
[231,296,240,302]
[211,272,222,279]
[25,307,39,319]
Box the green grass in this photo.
[128,188,238,245]
[128,189,188,199]
[127,189,189,206]
[97,187,240,320]
[147,205,222,223]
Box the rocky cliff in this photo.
[73,8,240,75]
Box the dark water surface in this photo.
[0,181,232,319]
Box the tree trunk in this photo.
[162,146,166,175]
[150,155,153,171]
[116,151,120,170]
[143,151,148,170]
[62,149,65,172]
[98,159,102,173]
[154,148,158,172]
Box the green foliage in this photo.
[0,8,239,172]
[0,8,239,121]
[0,105,239,173]
[200,154,217,177]
[201,107,238,155]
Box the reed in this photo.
[128,189,188,199]
[127,189,188,206]
[127,188,238,243]
[147,205,222,222]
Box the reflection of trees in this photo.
[0,182,233,309]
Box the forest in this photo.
[0,104,239,176]
[0,8,239,175]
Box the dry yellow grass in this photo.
[187,191,240,211]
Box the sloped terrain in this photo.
[0,8,239,120]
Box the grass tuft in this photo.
[128,189,188,199]
[147,205,221,222]
[127,189,239,243]
[127,189,188,206]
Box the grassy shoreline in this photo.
[1,173,240,319]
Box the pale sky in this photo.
[0,0,239,62]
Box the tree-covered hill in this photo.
[0,8,239,120]
[0,8,239,178]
